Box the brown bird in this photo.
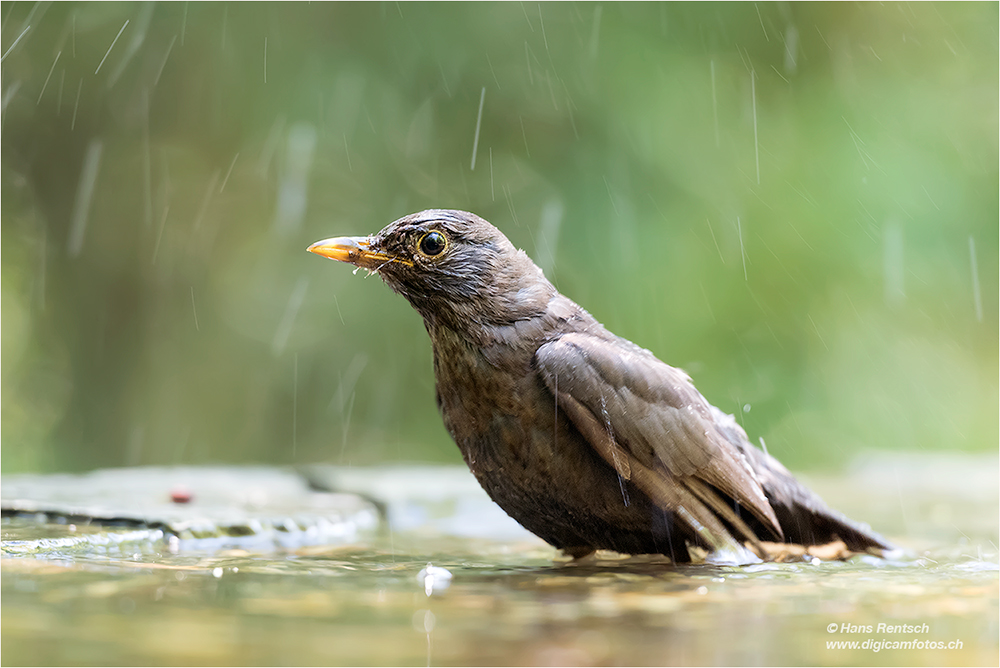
[308,210,890,563]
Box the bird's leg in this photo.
[561,546,596,560]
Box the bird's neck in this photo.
[425,288,591,375]
[412,252,554,338]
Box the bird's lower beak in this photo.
[307,235,405,270]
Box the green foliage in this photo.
[2,2,996,473]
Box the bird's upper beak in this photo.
[307,235,410,270]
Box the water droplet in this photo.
[417,563,453,596]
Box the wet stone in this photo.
[1,466,379,555]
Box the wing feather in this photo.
[536,332,782,550]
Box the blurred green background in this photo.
[2,2,996,475]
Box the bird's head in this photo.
[308,210,555,333]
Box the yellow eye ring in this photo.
[417,230,448,257]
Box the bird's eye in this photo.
[418,231,448,257]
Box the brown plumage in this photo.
[308,209,890,563]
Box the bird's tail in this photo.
[710,407,893,553]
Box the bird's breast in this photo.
[430,325,538,466]
[429,324,602,488]
[427,322,670,553]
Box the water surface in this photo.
[3,458,997,666]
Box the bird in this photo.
[308,209,891,563]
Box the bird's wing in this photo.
[536,332,782,554]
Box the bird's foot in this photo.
[559,546,597,561]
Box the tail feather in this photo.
[711,406,892,552]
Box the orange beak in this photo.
[307,236,412,270]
